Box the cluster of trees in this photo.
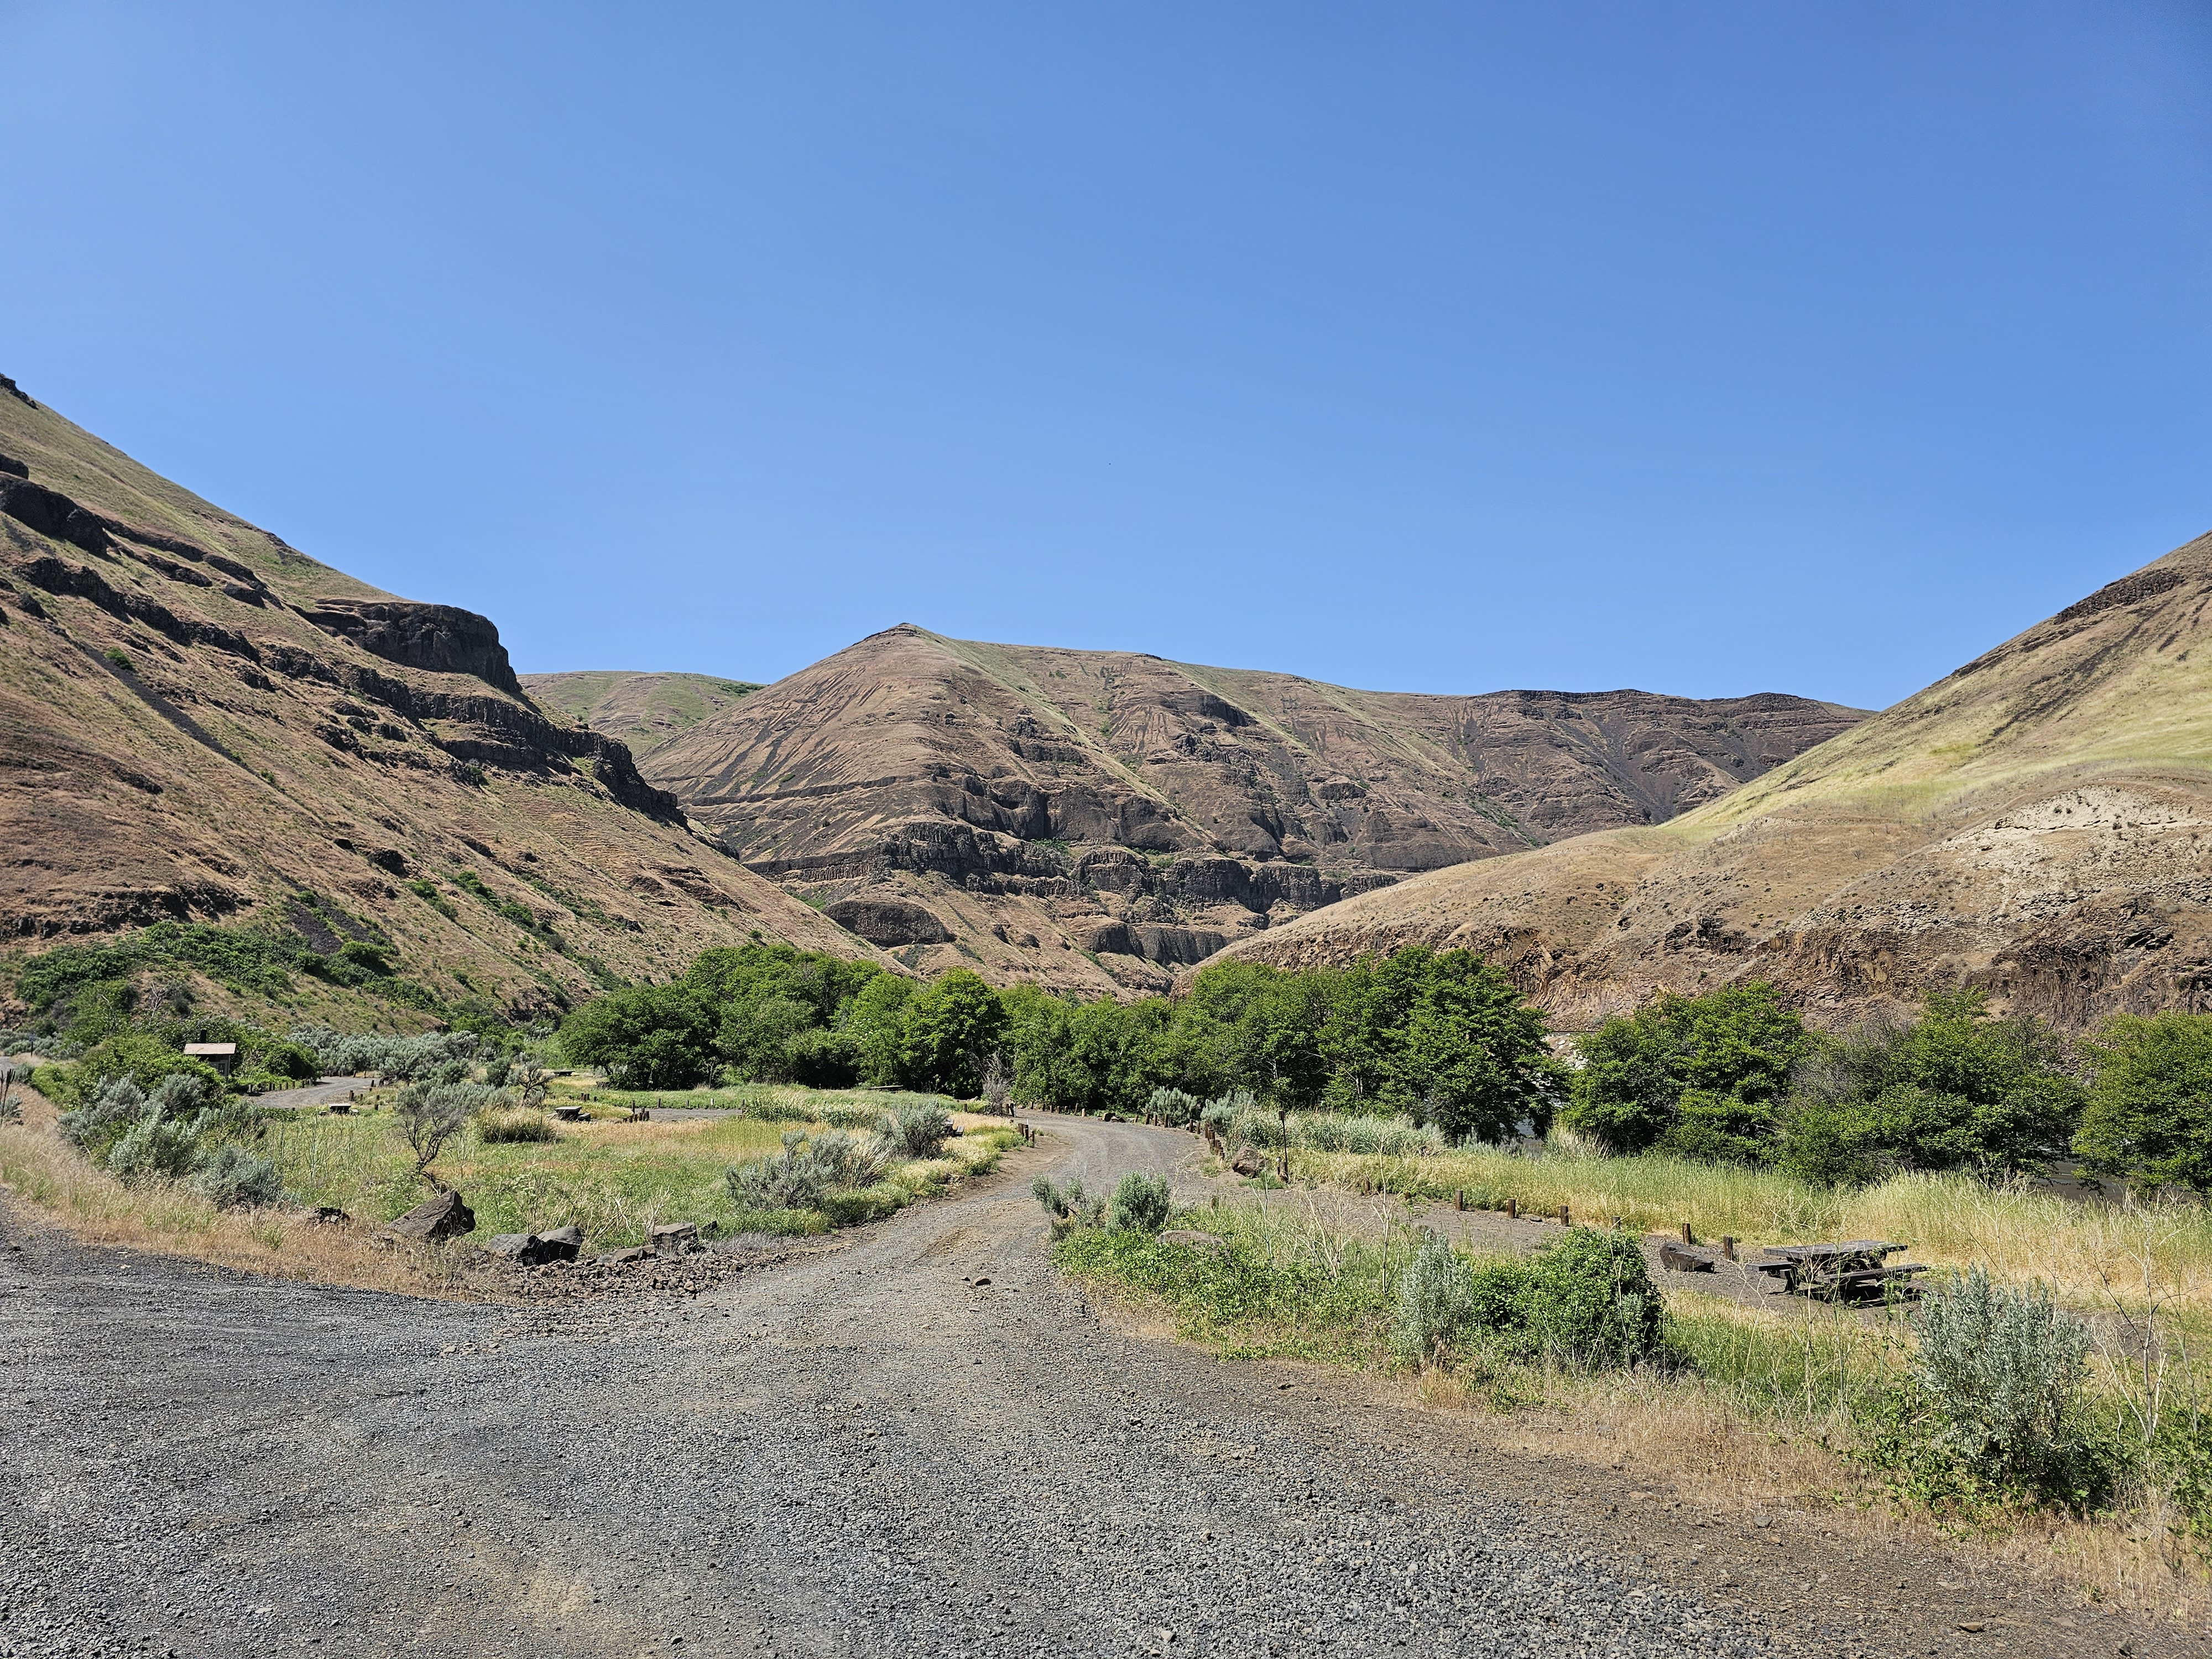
[556,942,1561,1142]
[1563,984,2212,1196]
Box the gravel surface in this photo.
[0,1118,2176,1658]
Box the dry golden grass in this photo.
[1305,1146,2212,1314]
[0,1085,467,1297]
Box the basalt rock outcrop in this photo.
[636,625,1863,994]
[0,373,878,1009]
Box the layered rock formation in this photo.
[638,626,1863,993]
[1228,528,2212,1031]
[0,376,879,1018]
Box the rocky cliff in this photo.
[635,625,1864,994]
[0,376,881,1019]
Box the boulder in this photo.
[596,1245,653,1265]
[386,1191,474,1242]
[487,1225,583,1265]
[650,1222,700,1258]
[1229,1146,1262,1177]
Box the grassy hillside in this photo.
[1234,530,2212,1029]
[520,670,763,759]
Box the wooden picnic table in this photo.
[1751,1240,1926,1300]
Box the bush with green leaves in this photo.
[1393,1230,1478,1363]
[1032,1175,1104,1230]
[286,1024,480,1083]
[2074,1011,2212,1198]
[879,1103,954,1159]
[1389,1226,1667,1371]
[1778,992,2084,1186]
[1563,982,1812,1159]
[1913,1267,2092,1493]
[187,1142,284,1208]
[43,1034,225,1110]
[725,1129,889,1212]
[1107,1171,1172,1234]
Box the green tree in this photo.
[896,969,1006,1097]
[1562,982,1811,1159]
[841,974,914,1087]
[1781,990,2084,1183]
[557,983,716,1089]
[1390,949,1558,1144]
[2075,1012,2212,1198]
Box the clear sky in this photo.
[6,3,2209,709]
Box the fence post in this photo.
[1680,1222,1693,1246]
[1559,1204,1570,1227]
[1506,1197,1517,1220]
[1454,1190,1465,1212]
[1721,1236,1737,1261]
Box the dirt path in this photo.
[0,1118,2174,1658]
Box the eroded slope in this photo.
[1231,529,2212,1029]
[0,375,881,1019]
[644,623,1861,993]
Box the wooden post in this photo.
[1680,1222,1694,1246]
[1559,1204,1570,1227]
[1454,1190,1465,1212]
[1506,1197,1517,1220]
[1721,1236,1737,1261]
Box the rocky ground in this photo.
[0,1119,2180,1658]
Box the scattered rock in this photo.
[385,1191,474,1242]
[485,1234,535,1261]
[596,1246,653,1265]
[1230,1146,1262,1177]
[310,1206,348,1225]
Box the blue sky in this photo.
[6,3,2209,708]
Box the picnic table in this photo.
[1752,1240,1926,1301]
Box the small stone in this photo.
[1956,1621,1986,1634]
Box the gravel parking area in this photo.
[0,1118,2172,1658]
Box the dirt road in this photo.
[0,1118,2167,1658]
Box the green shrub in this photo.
[45,1033,223,1109]
[2075,1011,2212,1198]
[187,1142,283,1208]
[880,1103,953,1159]
[724,1129,886,1212]
[1148,1086,1202,1125]
[1108,1171,1172,1234]
[1519,1228,1667,1367]
[1914,1267,2093,1494]
[106,1106,209,1186]
[783,1025,859,1089]
[1392,1229,1476,1363]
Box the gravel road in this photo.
[0,1118,2172,1658]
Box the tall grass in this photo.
[1296,1143,2212,1313]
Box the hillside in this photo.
[520,670,763,759]
[1229,529,2212,1029]
[641,624,1863,993]
[0,374,882,1025]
